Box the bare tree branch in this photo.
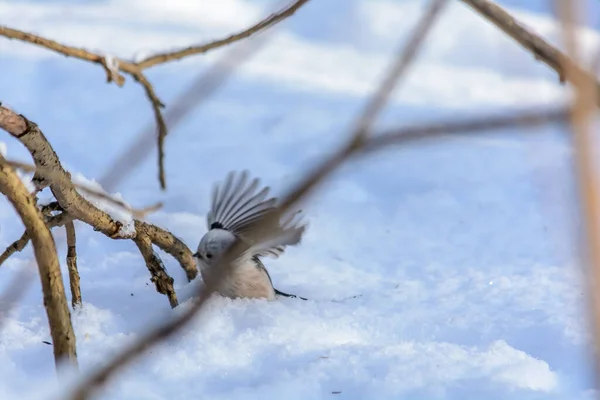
[0,230,31,266]
[0,154,77,368]
[362,107,568,153]
[0,0,311,189]
[65,221,82,309]
[459,0,600,105]
[133,231,178,308]
[134,221,196,282]
[0,112,126,238]
[0,106,197,297]
[135,0,310,69]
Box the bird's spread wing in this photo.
[207,170,276,234]
[207,170,306,260]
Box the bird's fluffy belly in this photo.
[202,264,276,301]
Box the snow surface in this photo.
[0,0,599,399]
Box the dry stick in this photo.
[0,212,72,267]
[130,72,168,189]
[64,3,448,398]
[0,154,77,368]
[0,113,125,238]
[0,230,31,266]
[0,110,197,281]
[0,26,167,187]
[65,221,82,309]
[459,0,600,106]
[0,0,311,189]
[553,0,600,389]
[136,0,310,69]
[133,231,178,308]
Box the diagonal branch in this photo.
[459,0,600,105]
[0,111,126,239]
[135,0,310,69]
[362,107,568,153]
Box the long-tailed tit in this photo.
[192,170,307,301]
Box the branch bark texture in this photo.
[65,221,82,308]
[0,106,197,302]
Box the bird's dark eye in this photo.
[206,253,213,259]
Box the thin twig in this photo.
[135,0,311,69]
[362,107,568,153]
[0,231,31,266]
[65,221,82,309]
[0,0,311,189]
[0,110,198,284]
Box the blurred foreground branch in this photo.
[554,0,600,389]
[460,0,600,106]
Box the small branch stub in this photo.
[65,221,82,308]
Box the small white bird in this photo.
[193,170,307,301]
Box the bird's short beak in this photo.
[192,252,200,258]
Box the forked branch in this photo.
[0,106,197,304]
[0,0,311,189]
